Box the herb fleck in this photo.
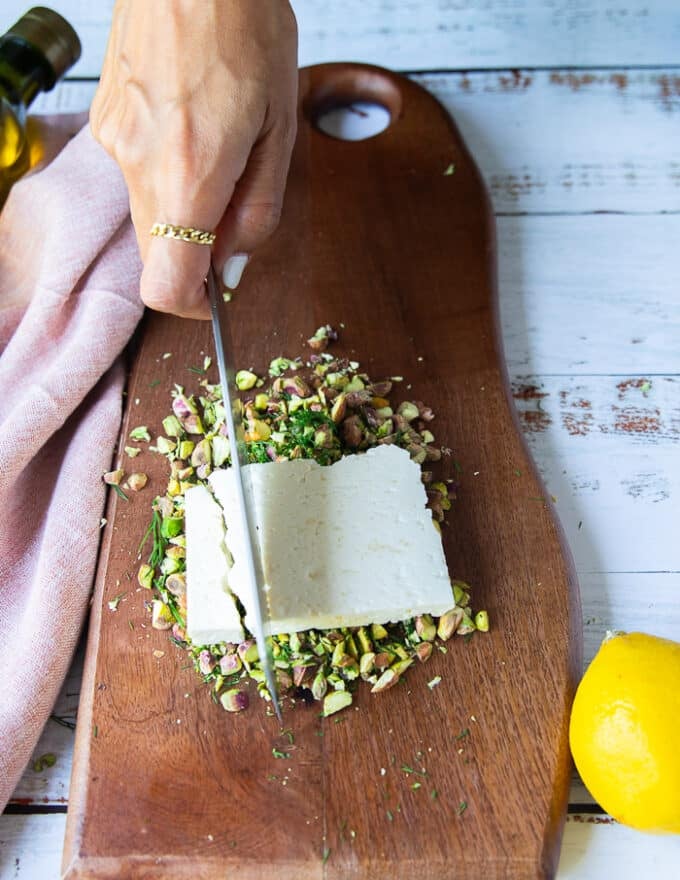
[322,847,331,865]
[455,727,470,741]
[272,748,290,760]
[386,809,394,822]
[457,800,467,815]
[32,753,56,772]
[112,484,128,501]
[129,426,151,442]
[431,788,439,800]
[427,675,442,690]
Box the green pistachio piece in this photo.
[437,608,464,641]
[129,426,151,442]
[220,688,249,713]
[137,564,154,590]
[155,436,176,454]
[164,416,184,440]
[474,610,489,632]
[160,516,183,539]
[371,668,400,694]
[235,370,258,391]
[323,690,353,717]
[371,623,388,641]
[359,652,376,679]
[151,599,174,630]
[311,668,328,701]
[178,440,195,459]
[397,402,420,422]
[356,627,372,654]
[415,614,437,643]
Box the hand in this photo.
[90,0,298,319]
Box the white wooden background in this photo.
[1,1,679,877]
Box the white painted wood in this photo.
[33,71,680,216]
[0,814,67,880]
[7,649,81,808]
[512,375,680,572]
[414,70,680,214]
[2,812,679,879]
[498,216,680,374]
[2,1,680,77]
[558,815,680,879]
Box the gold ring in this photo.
[150,222,216,246]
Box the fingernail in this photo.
[222,253,249,290]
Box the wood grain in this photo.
[2,1,679,76]
[61,63,581,880]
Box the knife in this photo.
[207,263,282,722]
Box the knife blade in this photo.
[207,264,282,722]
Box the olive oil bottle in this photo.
[0,7,80,206]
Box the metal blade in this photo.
[207,264,282,722]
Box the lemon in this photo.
[569,631,680,834]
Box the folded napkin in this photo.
[0,121,143,808]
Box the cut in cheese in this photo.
[184,483,244,645]
[199,444,452,638]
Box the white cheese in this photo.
[206,444,452,637]
[184,483,244,645]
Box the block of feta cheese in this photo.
[184,483,244,646]
[198,443,452,638]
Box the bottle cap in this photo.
[6,6,82,88]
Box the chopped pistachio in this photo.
[155,436,176,454]
[107,592,125,612]
[32,753,57,772]
[151,599,174,630]
[414,642,433,663]
[165,573,186,597]
[456,613,476,636]
[222,291,233,303]
[437,608,464,641]
[129,426,151,442]
[397,401,420,422]
[103,469,124,486]
[127,472,148,492]
[323,690,353,716]
[211,435,230,467]
[371,623,388,641]
[160,516,183,539]
[427,675,442,690]
[162,415,183,438]
[474,610,489,632]
[235,370,258,391]
[219,653,242,674]
[124,446,141,458]
[311,668,328,701]
[190,438,212,468]
[221,688,249,712]
[137,564,154,589]
[415,614,437,642]
[371,668,399,694]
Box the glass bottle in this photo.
[0,6,81,206]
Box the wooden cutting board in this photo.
[63,64,581,880]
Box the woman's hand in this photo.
[90,0,298,319]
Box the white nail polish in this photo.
[222,253,249,290]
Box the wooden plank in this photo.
[7,648,81,808]
[62,65,579,879]
[558,815,680,878]
[414,70,680,214]
[3,812,680,880]
[513,375,680,572]
[34,70,680,215]
[0,814,68,880]
[2,1,680,77]
[498,217,680,374]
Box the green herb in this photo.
[187,365,205,375]
[281,729,295,744]
[112,484,128,501]
[322,848,331,865]
[149,379,161,388]
[50,714,76,731]
[107,592,125,612]
[457,800,467,815]
[32,753,56,772]
[386,810,393,822]
[272,748,290,760]
[129,426,151,442]
[128,620,135,630]
[411,782,422,790]
[401,764,414,774]
[455,727,470,740]
[93,725,98,739]
[431,788,439,800]
[514,468,522,476]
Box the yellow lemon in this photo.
[569,631,680,834]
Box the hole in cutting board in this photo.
[314,101,391,141]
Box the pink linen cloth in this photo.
[0,121,143,808]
